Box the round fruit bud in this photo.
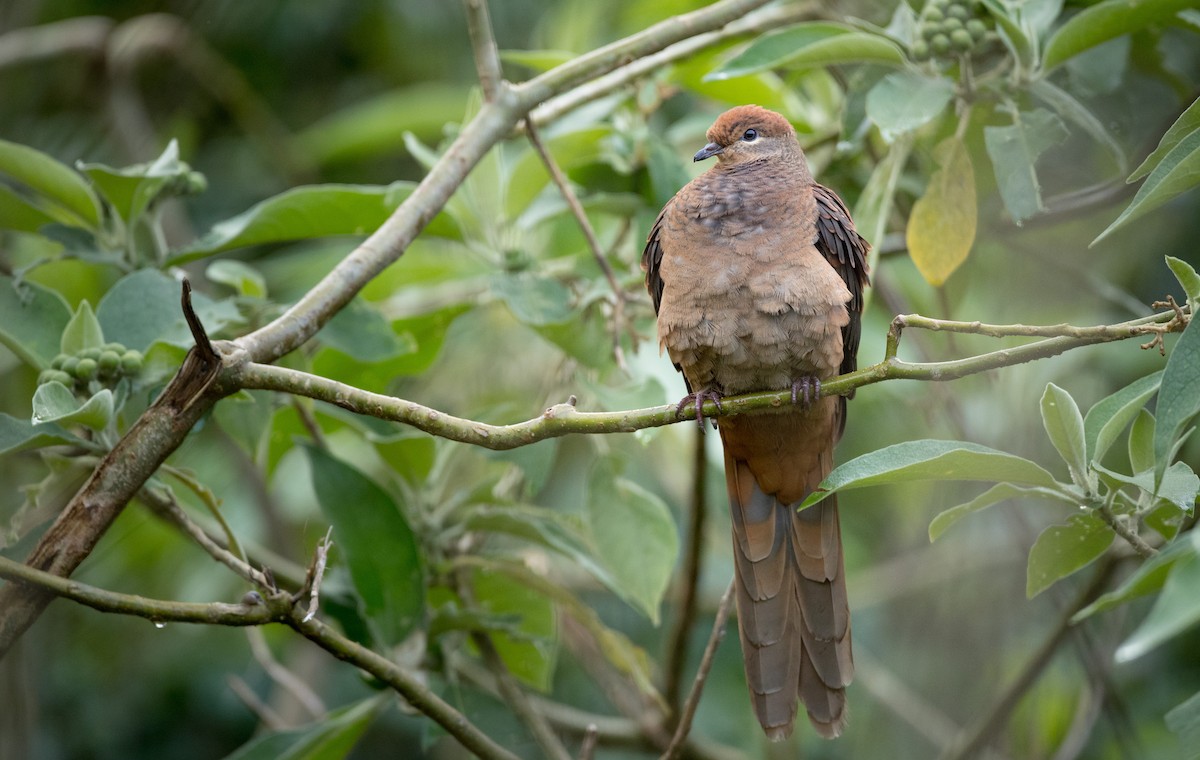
[78,347,101,361]
[51,353,70,370]
[38,369,58,385]
[75,358,98,381]
[924,6,944,22]
[51,370,74,386]
[103,342,126,353]
[943,16,964,32]
[966,19,988,40]
[120,350,144,375]
[98,350,121,376]
[61,356,79,376]
[947,3,970,21]
[912,40,931,61]
[950,28,974,51]
[923,21,943,40]
[931,33,951,55]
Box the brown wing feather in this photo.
[812,183,869,380]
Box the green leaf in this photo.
[0,275,72,368]
[462,504,622,595]
[319,298,412,362]
[0,184,60,232]
[78,140,204,224]
[293,83,468,166]
[1093,116,1200,245]
[1129,96,1200,182]
[0,413,84,455]
[206,260,267,298]
[505,126,611,217]
[1026,513,1114,598]
[221,696,383,760]
[1154,314,1200,486]
[304,445,424,646]
[800,439,1062,511]
[706,22,906,81]
[1167,255,1200,307]
[1166,690,1200,760]
[586,466,679,624]
[471,568,558,691]
[1043,0,1197,71]
[906,137,977,286]
[929,483,1072,541]
[173,183,430,264]
[1095,462,1199,513]
[1029,79,1127,174]
[491,273,574,326]
[97,269,242,351]
[852,135,912,260]
[1072,534,1195,622]
[1129,408,1156,474]
[1084,371,1162,464]
[1117,540,1200,661]
[984,108,1069,224]
[1041,383,1087,485]
[865,71,953,142]
[980,0,1034,69]
[0,138,100,228]
[31,384,114,431]
[60,300,104,355]
[500,49,576,72]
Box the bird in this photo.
[642,105,869,740]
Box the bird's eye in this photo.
[741,129,758,142]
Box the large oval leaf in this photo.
[1154,313,1200,487]
[0,138,100,228]
[1040,383,1086,485]
[0,274,72,368]
[1043,0,1197,71]
[1083,371,1163,463]
[906,137,976,286]
[800,439,1062,511]
[1026,513,1114,598]
[1093,127,1200,245]
[983,108,1068,225]
[1128,96,1200,183]
[304,445,424,647]
[706,22,906,80]
[865,71,953,142]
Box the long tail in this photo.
[720,403,853,740]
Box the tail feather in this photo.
[720,408,853,740]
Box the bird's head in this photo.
[693,105,799,166]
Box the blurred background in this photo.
[1,1,1198,758]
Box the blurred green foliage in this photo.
[1,1,1199,759]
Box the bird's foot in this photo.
[790,376,822,408]
[677,389,724,429]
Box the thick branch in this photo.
[463,0,503,101]
[234,310,1179,451]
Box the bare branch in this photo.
[662,579,736,760]
[463,0,503,101]
[246,627,327,721]
[234,309,1179,451]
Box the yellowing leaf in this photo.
[906,137,976,286]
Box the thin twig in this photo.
[463,0,503,102]
[578,724,599,760]
[226,673,289,731]
[1096,503,1157,559]
[662,579,736,760]
[526,118,628,371]
[300,527,334,621]
[663,427,709,713]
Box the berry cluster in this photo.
[911,0,992,62]
[39,344,143,389]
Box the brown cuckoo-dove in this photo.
[643,105,869,740]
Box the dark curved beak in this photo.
[693,142,723,162]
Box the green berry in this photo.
[924,6,944,22]
[51,353,70,370]
[61,356,80,376]
[120,350,143,375]
[48,370,73,386]
[966,19,988,40]
[931,33,951,55]
[103,342,126,353]
[75,358,98,381]
[912,40,931,61]
[98,350,121,376]
[943,16,964,32]
[38,369,57,385]
[950,28,973,51]
[923,21,943,40]
[78,347,101,361]
[947,3,970,21]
